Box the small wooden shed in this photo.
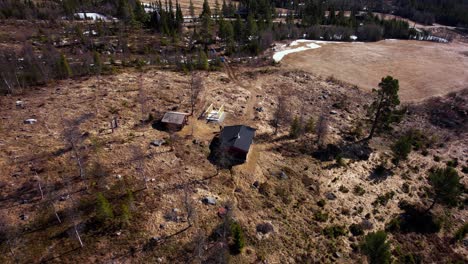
[161,111,188,131]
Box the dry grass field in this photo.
[281,40,468,102]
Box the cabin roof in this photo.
[161,111,188,125]
[219,125,255,153]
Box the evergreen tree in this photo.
[233,14,244,42]
[57,54,72,79]
[360,231,392,264]
[367,76,403,139]
[96,193,114,223]
[93,51,102,74]
[134,0,149,24]
[197,49,209,70]
[290,116,301,138]
[231,221,245,254]
[199,0,213,44]
[391,135,412,164]
[426,166,462,212]
[189,0,195,18]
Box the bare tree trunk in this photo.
[367,95,384,140]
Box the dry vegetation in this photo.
[281,39,468,102]
[0,59,467,262]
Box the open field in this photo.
[281,40,468,102]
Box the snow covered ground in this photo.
[273,41,322,62]
[74,13,114,21]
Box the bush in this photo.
[360,231,392,264]
[96,193,114,223]
[314,211,328,222]
[349,223,364,236]
[353,185,366,196]
[372,191,395,207]
[230,221,245,254]
[317,199,326,207]
[391,136,412,164]
[452,223,468,242]
[323,225,347,238]
[289,116,302,138]
[339,185,349,193]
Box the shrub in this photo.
[372,191,395,207]
[317,199,326,207]
[402,182,410,193]
[96,193,114,223]
[289,116,302,138]
[452,223,468,242]
[314,211,328,222]
[230,221,245,254]
[353,185,366,196]
[304,117,315,133]
[336,154,346,167]
[323,225,347,238]
[349,223,364,236]
[446,158,459,168]
[391,136,412,164]
[360,231,392,264]
[339,185,349,193]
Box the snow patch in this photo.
[74,13,114,21]
[273,42,321,62]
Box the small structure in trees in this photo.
[161,111,189,131]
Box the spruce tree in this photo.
[189,0,195,18]
[57,54,72,79]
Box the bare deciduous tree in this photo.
[0,217,18,262]
[130,145,148,190]
[273,96,291,135]
[190,73,203,116]
[137,72,148,122]
[184,186,196,227]
[316,111,330,148]
[61,113,94,180]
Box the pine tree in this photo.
[426,166,462,212]
[360,231,392,264]
[231,221,245,254]
[290,116,301,138]
[199,0,213,45]
[96,193,114,223]
[93,51,102,74]
[198,49,209,70]
[367,76,403,139]
[57,54,72,79]
[189,0,195,18]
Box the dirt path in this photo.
[223,61,260,126]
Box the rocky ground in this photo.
[0,64,467,263]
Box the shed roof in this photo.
[220,125,255,153]
[161,111,188,125]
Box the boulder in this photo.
[202,197,216,205]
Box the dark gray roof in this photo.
[220,125,255,153]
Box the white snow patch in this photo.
[273,42,321,62]
[74,13,111,21]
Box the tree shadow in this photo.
[312,142,372,162]
[386,202,441,234]
[369,164,393,182]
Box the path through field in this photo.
[281,40,468,102]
